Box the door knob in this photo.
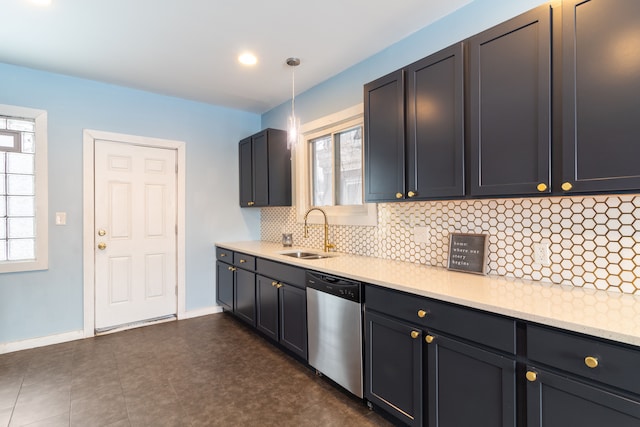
[98,229,106,236]
[97,242,107,250]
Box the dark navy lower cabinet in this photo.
[215,260,234,311]
[526,367,640,427]
[426,333,516,427]
[365,310,423,427]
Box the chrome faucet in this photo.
[303,207,335,252]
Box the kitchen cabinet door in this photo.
[256,275,279,342]
[526,367,640,427]
[425,332,516,427]
[279,283,307,361]
[364,70,405,202]
[238,137,253,207]
[364,310,423,427]
[468,5,552,196]
[252,131,269,207]
[561,0,640,194]
[216,260,234,311]
[234,268,256,326]
[406,43,465,199]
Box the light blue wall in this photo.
[0,63,261,343]
[262,0,549,128]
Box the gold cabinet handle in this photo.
[228,266,237,272]
[239,259,246,263]
[248,201,255,206]
[526,371,538,382]
[410,331,420,339]
[97,242,107,250]
[271,281,278,287]
[220,253,227,257]
[407,191,416,198]
[584,356,599,369]
[561,182,573,191]
[417,309,427,318]
[537,183,548,192]
[425,335,434,344]
[395,192,403,199]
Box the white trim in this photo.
[179,305,223,320]
[294,103,377,226]
[82,129,186,338]
[0,329,83,355]
[0,104,48,273]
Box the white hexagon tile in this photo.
[261,195,640,295]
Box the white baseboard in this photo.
[0,329,85,355]
[179,305,223,319]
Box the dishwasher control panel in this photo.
[306,271,361,303]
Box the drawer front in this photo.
[365,285,515,354]
[233,252,256,270]
[216,247,233,261]
[256,258,306,289]
[527,325,640,395]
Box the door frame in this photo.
[82,129,186,337]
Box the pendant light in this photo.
[286,57,301,150]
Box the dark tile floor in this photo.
[0,313,394,427]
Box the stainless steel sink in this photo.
[279,250,335,260]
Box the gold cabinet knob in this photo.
[395,193,403,199]
[271,281,278,287]
[276,283,284,289]
[228,266,237,272]
[220,253,227,257]
[417,309,427,318]
[407,191,416,198]
[98,229,107,236]
[584,356,599,369]
[561,182,573,191]
[248,201,255,206]
[537,183,548,192]
[526,371,538,382]
[97,242,107,250]
[410,331,420,339]
[425,335,434,344]
[239,259,246,263]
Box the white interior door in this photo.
[94,140,177,330]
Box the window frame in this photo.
[0,104,48,273]
[294,103,377,227]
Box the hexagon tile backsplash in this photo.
[261,195,640,295]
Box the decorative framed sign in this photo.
[447,233,489,275]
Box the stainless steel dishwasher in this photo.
[306,271,363,398]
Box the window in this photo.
[295,104,376,226]
[310,125,363,207]
[0,104,48,273]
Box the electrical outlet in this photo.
[532,242,551,266]
[414,226,429,244]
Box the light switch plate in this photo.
[414,226,429,244]
[55,212,67,225]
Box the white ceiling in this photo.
[0,0,472,114]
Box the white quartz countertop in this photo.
[216,241,640,347]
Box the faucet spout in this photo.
[303,207,335,252]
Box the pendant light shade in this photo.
[286,57,301,150]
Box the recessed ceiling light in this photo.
[238,53,257,66]
[30,0,52,6]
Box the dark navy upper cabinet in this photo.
[406,43,465,200]
[364,43,465,203]
[468,4,552,197]
[364,70,405,202]
[239,128,291,207]
[561,0,640,194]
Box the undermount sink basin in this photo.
[278,250,335,260]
